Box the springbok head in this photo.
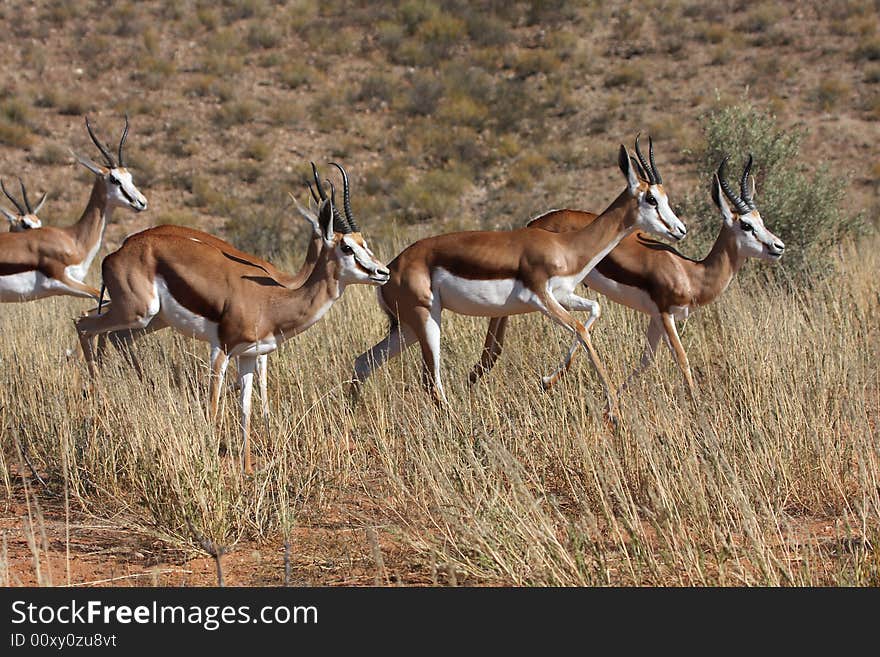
[294,162,389,287]
[712,155,785,261]
[71,115,147,214]
[618,134,687,242]
[1,178,46,231]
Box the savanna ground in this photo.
[1,0,879,585]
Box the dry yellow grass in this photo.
[1,229,878,586]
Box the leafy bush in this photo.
[351,73,395,108]
[685,103,861,277]
[393,167,471,223]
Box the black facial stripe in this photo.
[117,183,137,205]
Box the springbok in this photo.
[75,178,389,473]
[352,138,686,420]
[89,163,343,419]
[0,116,147,303]
[1,179,46,231]
[469,156,785,398]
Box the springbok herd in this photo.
[1,116,785,474]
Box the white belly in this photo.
[585,269,659,316]
[155,277,219,344]
[433,268,536,317]
[0,271,79,302]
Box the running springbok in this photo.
[76,181,389,474]
[89,163,343,419]
[2,179,46,231]
[469,156,785,398]
[352,138,687,420]
[0,116,147,303]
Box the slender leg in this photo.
[660,312,698,400]
[237,354,258,474]
[412,301,446,405]
[541,293,602,390]
[469,316,509,385]
[57,273,101,300]
[257,354,269,421]
[75,300,158,378]
[350,323,415,399]
[617,316,664,396]
[209,346,230,423]
[103,316,169,377]
[534,291,617,421]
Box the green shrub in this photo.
[464,13,511,47]
[30,143,70,165]
[393,167,471,223]
[247,22,282,49]
[243,139,272,161]
[855,36,880,61]
[438,94,489,127]
[213,99,257,127]
[812,78,851,111]
[415,12,466,62]
[506,152,551,189]
[686,103,861,277]
[0,119,33,148]
[56,92,92,116]
[604,63,645,88]
[864,64,880,84]
[351,73,395,108]
[401,71,444,116]
[278,62,311,89]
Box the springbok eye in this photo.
[341,243,354,255]
[740,221,753,232]
[109,176,121,186]
[645,193,657,206]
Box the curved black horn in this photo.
[117,113,129,168]
[717,156,750,215]
[84,116,116,167]
[32,191,48,214]
[648,136,662,184]
[1,178,25,214]
[634,133,655,184]
[328,162,360,233]
[740,153,755,210]
[310,162,346,227]
[18,178,32,214]
[310,162,327,200]
[325,179,350,233]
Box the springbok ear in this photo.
[747,175,757,201]
[711,174,735,226]
[317,198,334,242]
[69,149,107,176]
[1,207,16,223]
[289,193,322,237]
[618,145,640,194]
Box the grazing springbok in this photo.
[352,138,687,420]
[1,179,46,231]
[0,116,147,303]
[89,163,342,419]
[75,180,389,474]
[469,156,785,398]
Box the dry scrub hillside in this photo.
[0,1,877,250]
[0,1,879,586]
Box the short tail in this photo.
[98,284,106,314]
